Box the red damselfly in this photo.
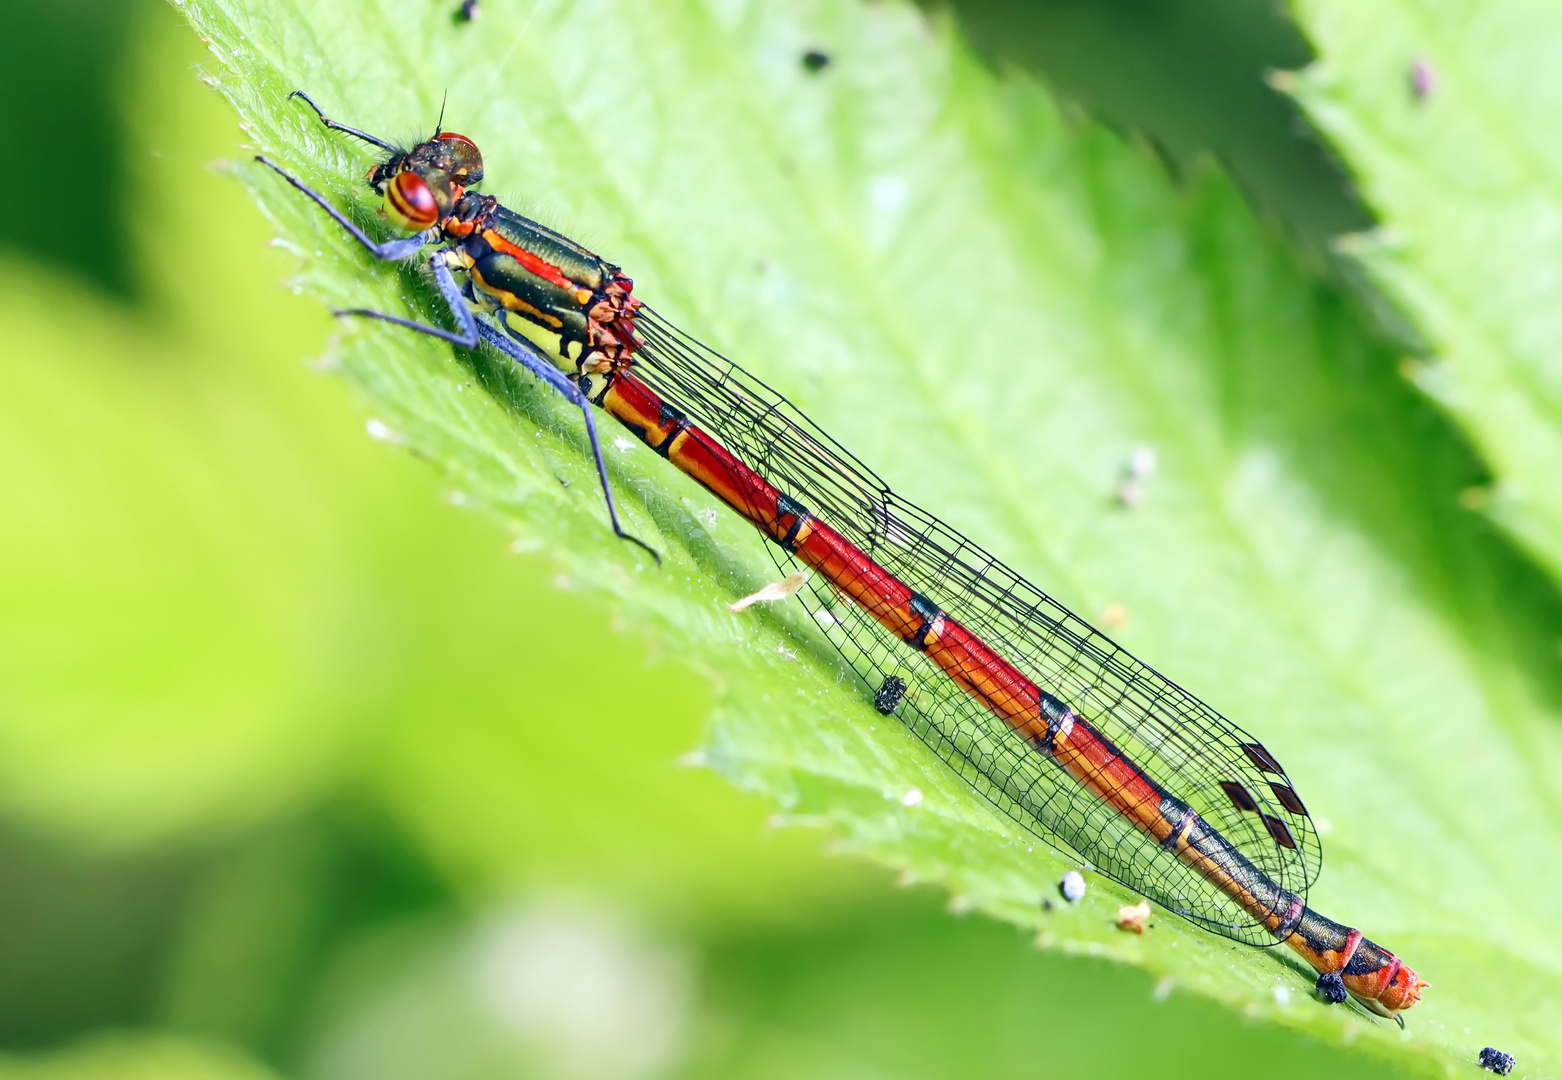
[259,93,1427,1019]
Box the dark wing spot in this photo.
[1269,783,1308,816]
[1241,741,1285,775]
[1219,780,1258,813]
[1262,814,1297,849]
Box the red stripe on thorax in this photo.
[481,228,575,290]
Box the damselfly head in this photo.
[432,131,483,184]
[369,132,486,232]
[383,169,446,231]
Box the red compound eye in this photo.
[436,131,484,185]
[385,170,439,231]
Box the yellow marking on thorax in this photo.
[471,267,564,328]
[493,311,576,376]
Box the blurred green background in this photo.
[0,0,1535,1077]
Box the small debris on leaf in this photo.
[729,571,809,612]
[1116,900,1152,934]
[1478,1047,1515,1076]
[1059,870,1086,903]
[1315,971,1348,1005]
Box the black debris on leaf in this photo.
[1314,971,1348,1005]
[874,676,907,715]
[1478,1047,1515,1075]
[801,49,830,73]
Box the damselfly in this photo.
[259,93,1426,1019]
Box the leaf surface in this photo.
[171,0,1562,1069]
[1286,0,1562,590]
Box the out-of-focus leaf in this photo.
[0,1034,276,1080]
[1285,0,1562,591]
[303,893,1399,1080]
[169,0,1562,1070]
[920,0,1372,247]
[306,902,694,1080]
[0,261,383,842]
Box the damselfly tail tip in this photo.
[1384,965,1429,1013]
[1356,963,1426,1018]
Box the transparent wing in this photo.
[634,308,1321,944]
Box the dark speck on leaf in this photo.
[802,49,831,73]
[457,0,479,21]
[1478,1047,1515,1075]
[1314,971,1347,1005]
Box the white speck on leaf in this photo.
[1059,871,1086,903]
[365,418,401,443]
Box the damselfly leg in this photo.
[475,321,660,562]
[287,89,403,153]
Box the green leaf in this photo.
[173,0,1561,1070]
[298,893,1412,1080]
[0,1034,277,1080]
[0,261,389,842]
[1283,0,1562,592]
